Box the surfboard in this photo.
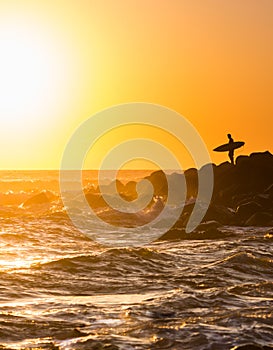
[213,141,245,152]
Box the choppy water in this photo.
[0,171,273,349]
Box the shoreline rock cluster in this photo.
[83,151,273,234]
[19,152,273,236]
[143,151,273,229]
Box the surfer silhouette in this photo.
[227,133,235,165]
[213,135,245,165]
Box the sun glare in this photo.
[0,16,74,139]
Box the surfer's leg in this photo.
[228,151,234,165]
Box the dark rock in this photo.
[99,179,125,195]
[175,202,234,227]
[182,200,196,214]
[265,183,273,193]
[216,161,234,174]
[197,227,223,239]
[245,212,273,226]
[184,168,198,199]
[253,194,272,208]
[213,162,236,204]
[249,150,273,163]
[212,151,273,206]
[235,155,249,166]
[145,170,168,196]
[203,204,235,224]
[159,228,186,241]
[175,212,190,228]
[197,220,221,231]
[232,345,273,350]
[85,193,107,208]
[214,184,240,207]
[232,193,253,208]
[239,152,273,192]
[22,191,56,207]
[145,170,188,200]
[158,227,223,241]
[123,181,137,199]
[167,172,187,203]
[232,345,261,350]
[264,183,273,199]
[235,201,262,221]
[141,151,273,228]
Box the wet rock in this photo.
[203,204,235,225]
[145,170,168,196]
[198,227,224,239]
[232,193,253,208]
[158,227,223,241]
[249,150,273,164]
[216,161,234,175]
[264,183,273,200]
[214,184,240,207]
[253,194,272,208]
[232,344,273,350]
[235,201,262,222]
[145,170,188,200]
[245,212,273,226]
[189,227,224,240]
[197,220,221,231]
[238,152,273,193]
[144,151,273,228]
[172,200,196,228]
[235,155,249,166]
[212,152,273,206]
[175,212,189,228]
[212,162,237,205]
[123,180,137,199]
[167,172,187,204]
[175,202,234,228]
[184,168,198,199]
[159,228,186,241]
[99,179,125,195]
[85,193,107,208]
[182,200,196,214]
[22,191,56,207]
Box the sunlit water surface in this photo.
[0,171,273,349]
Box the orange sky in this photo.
[0,0,272,169]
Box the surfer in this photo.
[213,136,244,165]
[227,134,234,165]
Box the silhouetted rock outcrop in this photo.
[156,151,273,228]
[213,151,273,206]
[22,191,57,207]
[215,152,272,226]
[235,201,262,223]
[245,212,273,226]
[85,151,273,230]
[145,170,168,196]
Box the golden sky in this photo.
[0,0,272,169]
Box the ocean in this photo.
[0,171,273,349]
